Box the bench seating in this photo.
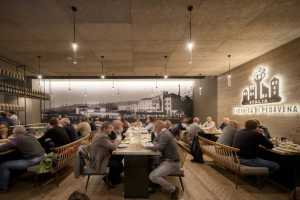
[52,133,91,172]
[28,133,91,176]
[198,136,268,188]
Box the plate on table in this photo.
[143,143,154,148]
[118,144,128,148]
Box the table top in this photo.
[261,146,300,156]
[113,129,160,156]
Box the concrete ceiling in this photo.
[0,0,300,77]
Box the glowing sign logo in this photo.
[242,66,282,105]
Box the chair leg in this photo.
[179,177,184,192]
[85,175,91,192]
[235,173,239,190]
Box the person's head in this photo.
[101,121,113,134]
[223,117,230,124]
[154,120,166,134]
[228,120,239,129]
[193,117,200,124]
[49,117,59,127]
[81,116,88,122]
[164,120,172,129]
[147,116,155,123]
[112,120,123,131]
[245,119,258,130]
[0,112,7,118]
[13,126,26,135]
[206,116,213,122]
[7,111,15,117]
[61,118,71,126]
[68,191,90,200]
[254,119,261,126]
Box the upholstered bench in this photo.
[198,136,269,189]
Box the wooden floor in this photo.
[0,155,290,200]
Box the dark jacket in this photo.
[0,133,45,159]
[41,127,71,147]
[233,128,273,159]
[64,124,79,141]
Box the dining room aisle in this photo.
[0,155,289,200]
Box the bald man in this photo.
[147,120,180,199]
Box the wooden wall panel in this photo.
[217,38,300,138]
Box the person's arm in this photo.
[0,137,17,152]
[258,133,273,149]
[100,137,119,151]
[149,134,169,152]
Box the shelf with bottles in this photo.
[0,82,50,100]
[0,103,24,111]
[0,68,25,81]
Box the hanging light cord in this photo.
[164,55,168,75]
[228,54,231,73]
[188,6,193,42]
[71,6,77,43]
[101,56,104,74]
[38,56,41,75]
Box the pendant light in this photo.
[163,55,168,79]
[100,56,105,79]
[68,74,72,91]
[227,54,232,88]
[37,56,42,79]
[71,6,78,52]
[186,5,194,64]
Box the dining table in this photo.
[113,127,160,199]
[259,139,300,191]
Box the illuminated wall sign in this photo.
[233,66,299,115]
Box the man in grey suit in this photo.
[147,120,180,200]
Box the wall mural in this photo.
[39,79,194,121]
[233,66,299,115]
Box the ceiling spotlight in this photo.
[37,74,43,79]
[72,60,77,65]
[164,75,168,79]
[101,75,105,79]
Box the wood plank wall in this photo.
[217,37,300,138]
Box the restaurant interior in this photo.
[0,1,300,200]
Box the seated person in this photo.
[147,120,180,200]
[7,111,19,126]
[171,117,190,138]
[0,112,14,127]
[108,120,125,185]
[40,117,71,152]
[145,116,155,132]
[131,118,143,128]
[202,116,216,131]
[90,122,121,186]
[164,120,173,131]
[0,126,45,191]
[0,123,8,139]
[68,191,90,200]
[217,120,239,146]
[254,119,271,139]
[187,117,202,145]
[233,120,279,174]
[120,117,130,132]
[109,120,125,140]
[219,117,230,130]
[61,118,79,142]
[76,117,92,137]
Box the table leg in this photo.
[123,155,151,199]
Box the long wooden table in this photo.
[113,132,160,199]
